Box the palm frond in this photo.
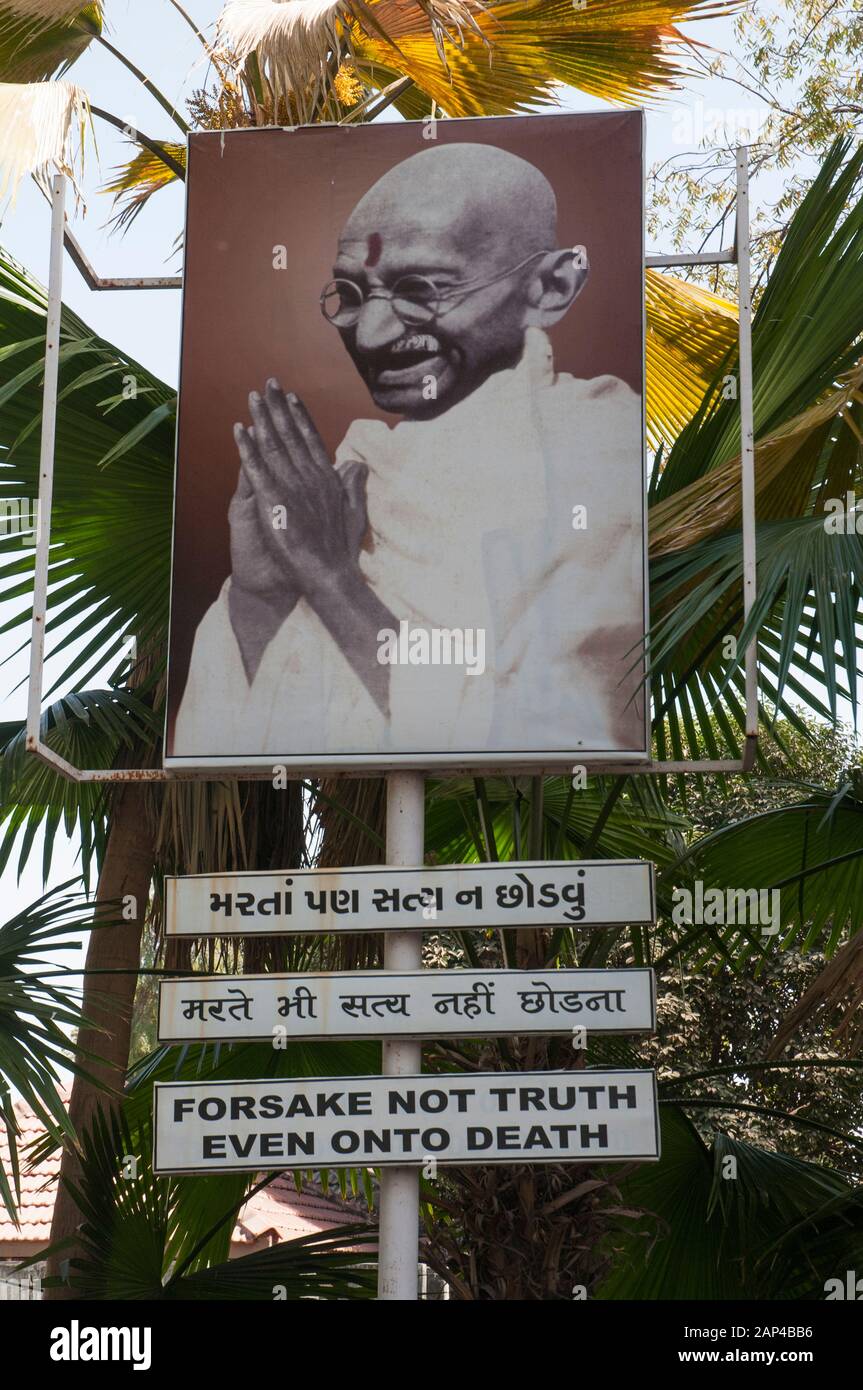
[0,881,103,1220]
[646,138,863,751]
[0,1,100,82]
[646,269,738,456]
[654,138,863,504]
[711,1132,863,1299]
[0,78,89,199]
[676,787,863,961]
[0,687,159,887]
[354,0,740,116]
[0,247,176,696]
[52,1105,377,1299]
[214,0,361,122]
[768,932,863,1057]
[102,141,186,232]
[650,514,863,728]
[597,1104,862,1299]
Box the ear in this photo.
[524,247,589,328]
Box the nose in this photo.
[354,295,404,353]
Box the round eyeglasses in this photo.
[320,249,575,329]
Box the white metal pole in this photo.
[377,771,425,1301]
[26,174,66,750]
[736,147,758,752]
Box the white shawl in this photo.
[173,329,644,758]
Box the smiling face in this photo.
[330,145,572,420]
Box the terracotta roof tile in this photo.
[0,1095,65,1245]
[2,1096,372,1252]
[231,1173,371,1246]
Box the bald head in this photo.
[326,143,585,419]
[342,144,558,269]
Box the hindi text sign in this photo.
[158,967,656,1043]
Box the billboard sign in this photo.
[165,112,647,771]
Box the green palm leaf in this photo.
[597,1105,863,1299]
[354,0,741,115]
[647,139,863,755]
[0,687,159,886]
[0,247,175,695]
[0,2,101,82]
[0,880,103,1220]
[677,786,863,959]
[49,1105,377,1299]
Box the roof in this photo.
[0,1096,63,1251]
[1,1095,371,1255]
[232,1173,370,1250]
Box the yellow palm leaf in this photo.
[353,0,741,115]
[646,268,738,456]
[102,142,187,231]
[0,77,88,199]
[0,1,101,82]
[214,0,488,120]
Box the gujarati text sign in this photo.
[165,860,655,936]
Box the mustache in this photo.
[390,333,441,354]
[360,333,442,359]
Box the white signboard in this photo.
[157,968,656,1043]
[165,860,655,936]
[153,1070,660,1173]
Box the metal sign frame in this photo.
[26,147,757,783]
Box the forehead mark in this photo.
[365,231,383,267]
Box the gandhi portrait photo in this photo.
[167,116,647,765]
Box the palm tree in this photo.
[2,3,862,1298]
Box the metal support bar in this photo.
[25,744,750,782]
[64,226,182,291]
[645,250,736,268]
[25,152,759,783]
[736,148,759,770]
[26,175,65,754]
[378,773,425,1301]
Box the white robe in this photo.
[173,328,645,759]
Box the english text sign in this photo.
[152,1070,661,1172]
